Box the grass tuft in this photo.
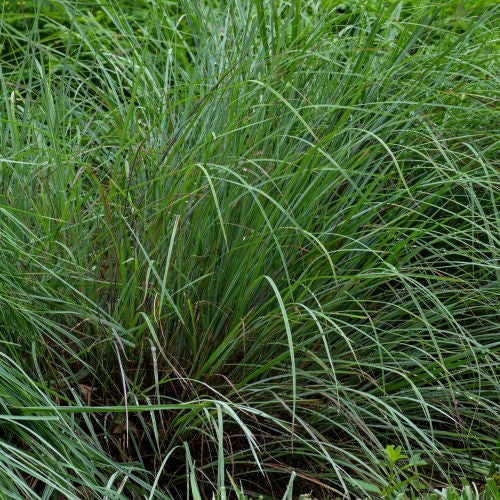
[0,0,498,497]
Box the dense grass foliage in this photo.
[0,0,499,497]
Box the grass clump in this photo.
[0,0,498,497]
